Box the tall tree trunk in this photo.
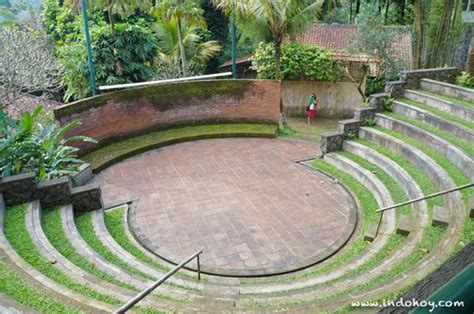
[274,37,282,80]
[413,0,423,69]
[107,0,115,37]
[428,1,454,67]
[355,0,361,15]
[177,18,188,76]
[384,0,390,24]
[350,0,353,22]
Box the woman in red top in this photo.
[307,93,318,125]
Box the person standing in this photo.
[307,93,318,125]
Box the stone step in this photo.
[0,198,113,313]
[432,206,450,227]
[404,89,474,121]
[374,113,474,182]
[92,208,202,292]
[392,100,474,144]
[420,78,474,103]
[60,206,191,300]
[0,293,38,314]
[26,202,176,312]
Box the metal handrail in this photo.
[99,72,233,91]
[374,183,473,238]
[376,183,473,213]
[114,249,203,314]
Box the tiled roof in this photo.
[220,23,413,72]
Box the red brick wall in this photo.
[54,79,280,153]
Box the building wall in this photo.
[281,80,366,118]
[54,79,281,154]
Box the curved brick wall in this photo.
[54,79,281,154]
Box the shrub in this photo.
[0,107,96,181]
[251,42,341,81]
[457,71,474,88]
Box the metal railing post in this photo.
[197,254,201,281]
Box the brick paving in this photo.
[96,138,355,276]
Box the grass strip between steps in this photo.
[242,160,379,285]
[383,112,474,157]
[418,89,474,110]
[41,207,139,292]
[75,212,189,304]
[372,126,474,250]
[337,150,412,219]
[0,259,81,313]
[104,207,203,287]
[398,98,474,130]
[3,204,122,307]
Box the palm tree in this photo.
[155,16,221,78]
[86,0,151,36]
[155,0,206,76]
[213,0,323,80]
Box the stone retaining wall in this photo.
[320,67,461,155]
[0,166,101,212]
[54,79,281,154]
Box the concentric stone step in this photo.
[420,78,474,103]
[404,90,474,121]
[0,198,113,313]
[392,100,474,144]
[374,113,474,181]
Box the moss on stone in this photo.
[82,124,277,172]
[55,80,254,118]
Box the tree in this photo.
[154,16,221,78]
[213,0,324,80]
[348,3,404,99]
[0,27,62,117]
[155,0,206,76]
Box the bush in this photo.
[0,107,96,181]
[457,71,474,88]
[251,42,341,81]
[59,22,158,102]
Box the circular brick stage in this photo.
[96,138,357,276]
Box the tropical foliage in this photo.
[0,107,96,181]
[251,43,340,81]
[213,0,324,79]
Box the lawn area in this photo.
[279,117,340,143]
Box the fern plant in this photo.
[457,71,474,88]
[383,97,394,112]
[0,107,96,181]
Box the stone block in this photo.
[364,223,378,242]
[396,215,412,236]
[385,81,406,98]
[368,93,389,112]
[0,173,36,206]
[71,163,93,187]
[320,132,344,154]
[469,195,474,219]
[400,67,459,89]
[35,177,71,209]
[432,206,450,227]
[354,107,376,122]
[71,183,103,212]
[338,119,361,137]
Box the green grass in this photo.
[82,124,277,171]
[104,206,202,284]
[418,89,474,110]
[0,259,81,313]
[383,112,474,157]
[3,204,122,306]
[74,212,155,281]
[241,159,379,285]
[371,126,474,250]
[41,207,138,292]
[398,98,474,130]
[337,150,412,219]
[75,211,189,304]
